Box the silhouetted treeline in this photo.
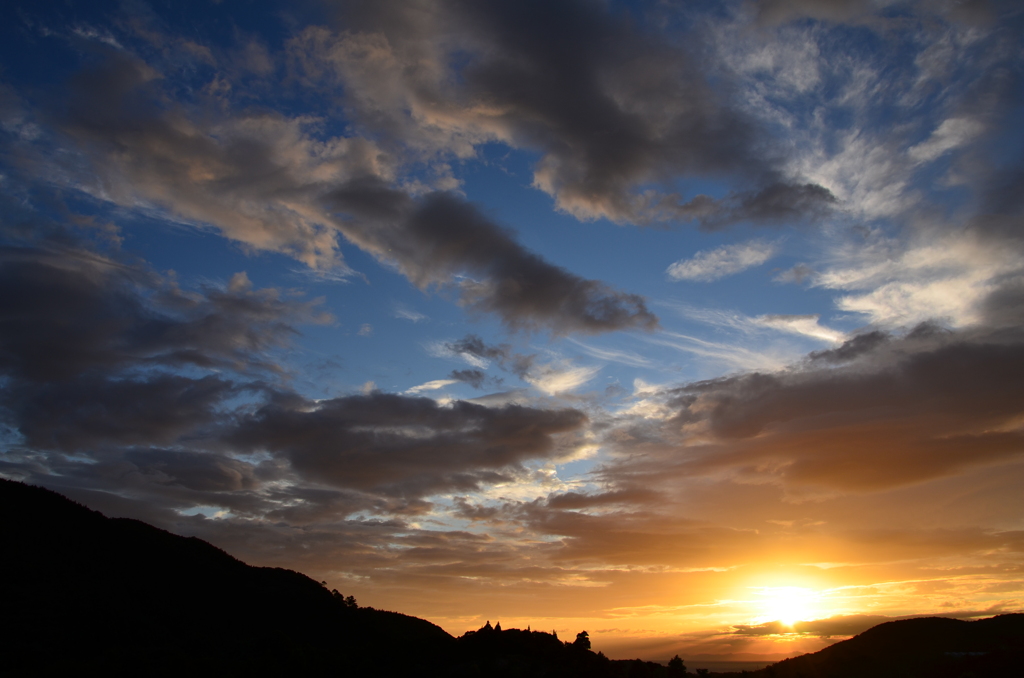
[450,622,609,678]
[3,479,1022,677]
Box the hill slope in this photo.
[732,614,1024,678]
[0,479,455,677]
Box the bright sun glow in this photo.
[753,586,822,627]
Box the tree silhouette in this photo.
[574,630,591,650]
[331,589,358,608]
[668,654,686,677]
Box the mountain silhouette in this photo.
[719,614,1024,678]
[0,479,455,677]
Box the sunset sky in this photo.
[2,0,1023,667]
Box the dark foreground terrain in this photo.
[725,613,1024,678]
[2,479,1021,677]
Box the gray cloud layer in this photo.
[26,46,657,335]
[0,232,589,515]
[600,323,1024,493]
[0,237,313,455]
[297,0,837,226]
[0,243,319,383]
[327,180,658,333]
[229,392,587,499]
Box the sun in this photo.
[753,586,821,627]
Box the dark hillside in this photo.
[724,614,1024,678]
[0,479,454,677]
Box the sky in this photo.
[1,0,1023,667]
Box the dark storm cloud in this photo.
[451,0,761,223]
[227,391,587,498]
[983,165,1024,218]
[118,448,261,492]
[303,0,835,227]
[808,330,889,364]
[1,445,277,525]
[0,232,592,524]
[445,335,511,363]
[980,275,1024,328]
[0,234,330,470]
[9,374,237,452]
[546,488,661,510]
[0,246,158,381]
[53,49,375,270]
[264,485,435,522]
[448,369,488,389]
[753,0,995,26]
[603,325,1024,491]
[694,183,838,232]
[451,496,504,521]
[328,182,658,334]
[663,183,838,232]
[752,0,882,25]
[444,334,534,377]
[0,244,323,382]
[30,47,656,335]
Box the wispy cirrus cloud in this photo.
[641,331,788,372]
[816,231,1024,328]
[908,117,986,164]
[661,302,845,344]
[567,338,654,368]
[393,305,427,322]
[667,240,778,282]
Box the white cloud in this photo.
[908,117,985,164]
[404,379,459,394]
[660,301,760,334]
[799,128,911,219]
[427,340,490,369]
[667,240,777,282]
[466,389,531,407]
[835,276,991,327]
[755,314,845,343]
[817,232,1021,327]
[526,363,600,395]
[394,306,427,322]
[632,378,664,397]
